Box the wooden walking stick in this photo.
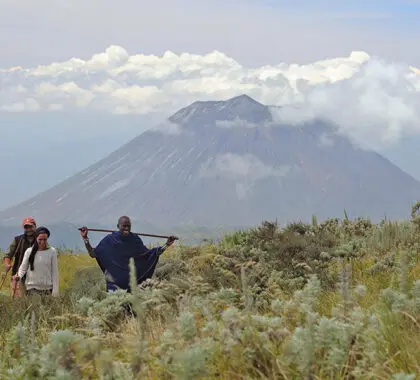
[77,227,179,240]
[12,275,19,298]
[0,268,10,291]
[12,236,26,298]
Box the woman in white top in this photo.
[13,226,59,297]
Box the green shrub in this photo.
[1,214,420,379]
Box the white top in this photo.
[18,246,59,296]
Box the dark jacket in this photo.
[5,234,35,275]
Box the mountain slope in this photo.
[0,94,419,227]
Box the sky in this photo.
[1,0,420,67]
[1,0,420,210]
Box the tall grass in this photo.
[1,215,420,379]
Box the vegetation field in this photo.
[1,210,420,379]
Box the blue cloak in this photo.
[94,231,162,291]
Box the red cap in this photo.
[22,217,36,227]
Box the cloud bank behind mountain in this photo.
[1,46,419,153]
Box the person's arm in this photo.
[4,238,17,271]
[83,238,96,258]
[16,248,31,279]
[134,236,177,259]
[51,248,59,296]
[159,236,177,255]
[80,227,96,257]
[157,243,169,255]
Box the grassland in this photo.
[1,213,420,379]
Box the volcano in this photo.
[1,94,419,227]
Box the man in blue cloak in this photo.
[79,216,176,293]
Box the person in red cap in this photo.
[3,217,37,296]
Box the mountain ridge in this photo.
[0,94,419,228]
[169,94,273,125]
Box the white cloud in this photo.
[150,121,183,135]
[199,153,291,181]
[1,45,420,149]
[215,118,260,129]
[199,153,292,200]
[318,133,335,148]
[0,98,40,112]
[271,59,420,150]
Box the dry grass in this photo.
[1,217,420,379]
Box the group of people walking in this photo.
[2,217,58,297]
[2,216,177,298]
